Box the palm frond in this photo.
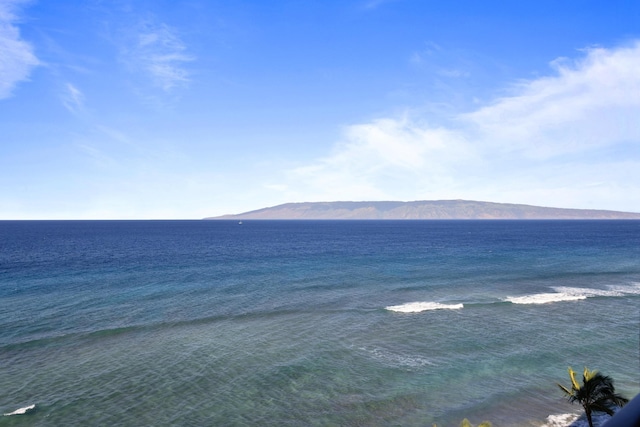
[558,383,574,397]
[583,367,598,382]
[569,367,580,390]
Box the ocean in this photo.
[1,220,638,426]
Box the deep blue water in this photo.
[1,220,639,426]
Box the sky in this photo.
[1,0,639,219]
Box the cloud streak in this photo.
[277,42,640,211]
[124,20,194,91]
[465,42,640,159]
[286,117,473,202]
[362,0,399,10]
[0,0,39,99]
[61,82,85,114]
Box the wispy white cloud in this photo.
[409,41,442,65]
[465,41,640,159]
[61,82,85,114]
[362,0,400,10]
[0,0,39,99]
[438,68,470,78]
[276,41,640,211]
[285,116,474,202]
[123,20,194,92]
[410,42,472,84]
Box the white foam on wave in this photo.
[553,286,621,298]
[606,282,640,295]
[3,404,35,416]
[505,293,587,305]
[509,283,640,305]
[385,301,464,313]
[541,413,580,427]
[389,283,639,311]
[548,283,640,300]
[542,410,619,427]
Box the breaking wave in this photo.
[505,293,587,304]
[506,283,640,305]
[3,404,35,416]
[385,301,464,313]
[540,413,580,427]
[389,283,640,311]
[541,409,623,427]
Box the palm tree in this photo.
[558,367,629,427]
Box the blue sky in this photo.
[2,0,639,219]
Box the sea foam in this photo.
[3,404,35,416]
[602,282,640,295]
[541,413,580,427]
[385,301,464,313]
[542,410,620,427]
[505,293,587,304]
[557,282,640,297]
[553,286,620,298]
[507,283,640,305]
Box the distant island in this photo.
[206,200,640,220]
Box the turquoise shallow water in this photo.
[1,220,639,426]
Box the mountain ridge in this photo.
[206,200,640,220]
